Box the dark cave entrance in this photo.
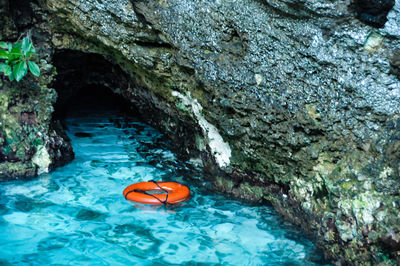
[54,83,138,120]
[50,48,201,166]
[51,49,140,120]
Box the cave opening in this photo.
[350,0,395,28]
[51,49,140,121]
[50,48,202,166]
[56,83,139,119]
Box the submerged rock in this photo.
[1,0,400,263]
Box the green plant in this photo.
[0,37,40,82]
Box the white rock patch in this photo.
[32,145,51,175]
[254,74,263,85]
[172,91,231,168]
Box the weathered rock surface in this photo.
[0,76,74,179]
[0,1,73,179]
[1,0,400,264]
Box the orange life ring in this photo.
[123,181,190,205]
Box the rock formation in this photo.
[1,0,399,263]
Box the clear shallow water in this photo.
[0,110,327,265]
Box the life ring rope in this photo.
[124,180,169,204]
[123,180,190,205]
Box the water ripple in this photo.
[0,111,328,265]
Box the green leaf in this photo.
[0,41,9,49]
[13,41,22,50]
[29,44,35,53]
[26,47,36,57]
[28,61,40,77]
[0,63,7,72]
[4,65,12,76]
[0,50,8,59]
[8,56,22,64]
[10,44,22,53]
[21,37,31,56]
[9,45,22,60]
[9,74,14,81]
[12,61,27,82]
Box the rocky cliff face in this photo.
[1,0,400,264]
[0,0,73,179]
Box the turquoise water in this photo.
[0,110,327,265]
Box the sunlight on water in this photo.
[0,110,327,265]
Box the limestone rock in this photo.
[1,0,400,263]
